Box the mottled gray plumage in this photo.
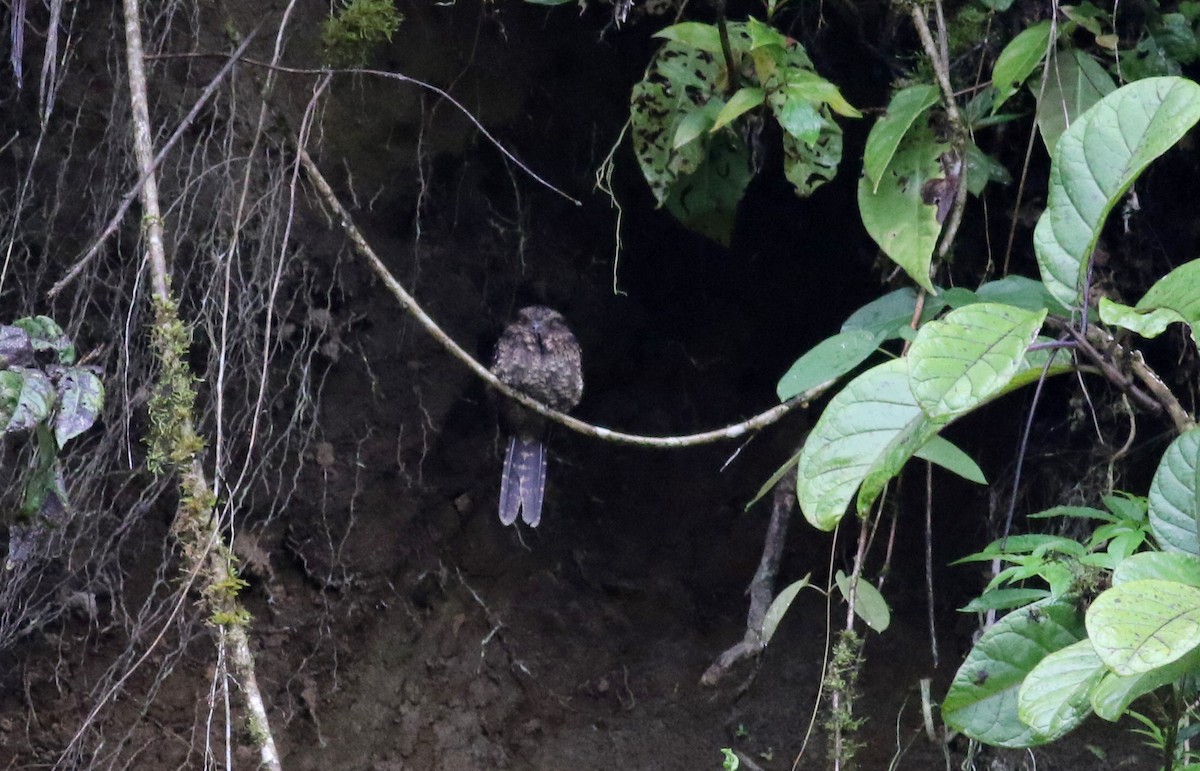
[490,306,583,527]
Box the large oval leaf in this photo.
[1017,639,1104,741]
[1087,579,1200,675]
[943,597,1086,748]
[796,359,941,530]
[908,303,1047,420]
[1147,428,1200,553]
[1034,77,1200,309]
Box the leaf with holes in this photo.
[630,43,722,206]
[663,132,753,246]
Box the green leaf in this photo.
[863,85,940,190]
[992,21,1053,113]
[1091,644,1200,721]
[13,316,74,364]
[914,435,987,484]
[782,70,861,118]
[943,597,1086,747]
[1147,428,1200,553]
[975,275,1071,316]
[1029,505,1115,522]
[796,359,942,530]
[1099,298,1187,340]
[653,22,724,53]
[1,367,55,433]
[1034,48,1116,159]
[1034,76,1200,309]
[711,87,766,132]
[772,89,824,144]
[746,452,800,510]
[744,16,787,51]
[981,0,1015,10]
[1113,552,1200,588]
[54,367,104,447]
[963,141,1012,196]
[1087,579,1200,675]
[858,125,946,293]
[761,575,812,644]
[1017,639,1104,741]
[1101,258,1200,347]
[663,132,753,246]
[961,588,1052,612]
[841,288,947,340]
[780,117,843,197]
[776,329,881,402]
[673,104,718,150]
[834,570,891,632]
[908,303,1047,420]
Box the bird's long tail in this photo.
[498,435,547,527]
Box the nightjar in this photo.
[490,306,583,527]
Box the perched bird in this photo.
[490,306,583,527]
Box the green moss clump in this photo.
[321,0,404,67]
[146,296,205,475]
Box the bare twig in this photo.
[296,145,821,449]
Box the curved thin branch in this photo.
[296,145,819,449]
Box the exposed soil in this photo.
[0,1,1172,769]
